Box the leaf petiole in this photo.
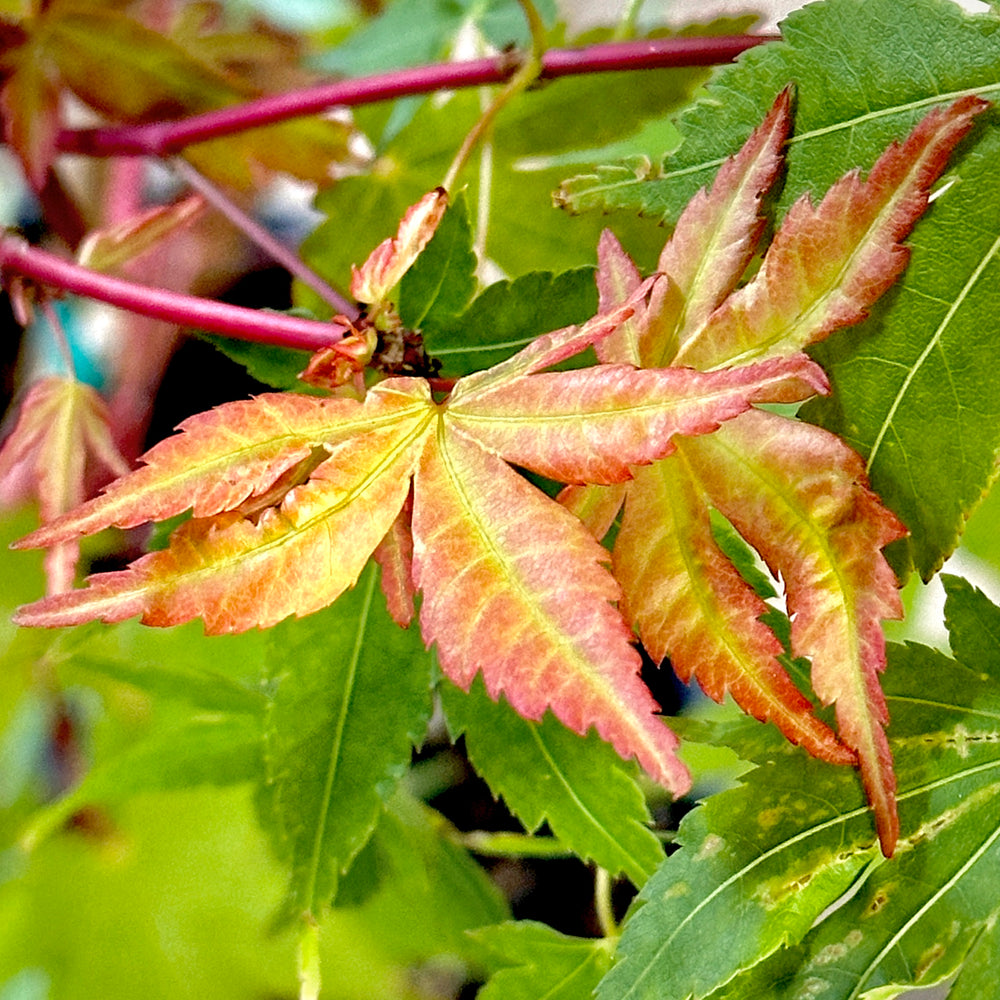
[452,830,577,859]
[297,919,321,1000]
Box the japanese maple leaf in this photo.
[11,243,827,797]
[0,376,128,594]
[571,90,987,855]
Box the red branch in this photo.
[12,34,777,353]
[0,237,348,351]
[57,35,776,159]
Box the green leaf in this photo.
[440,676,665,886]
[21,715,264,851]
[472,921,614,1000]
[353,787,510,961]
[668,711,796,768]
[597,755,878,1000]
[50,618,272,691]
[562,0,1000,580]
[314,0,557,77]
[424,268,598,377]
[256,562,433,923]
[942,573,1000,679]
[399,191,477,331]
[65,646,264,715]
[5,785,462,999]
[597,573,1000,1000]
[708,508,777,601]
[949,919,1000,1000]
[199,334,316,393]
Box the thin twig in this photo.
[441,0,547,191]
[172,158,357,318]
[56,36,776,160]
[517,0,549,54]
[442,52,541,191]
[0,236,348,352]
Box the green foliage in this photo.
[314,0,558,77]
[561,0,1000,582]
[257,562,433,923]
[601,576,1000,999]
[400,191,478,332]
[440,676,664,885]
[5,0,1000,997]
[200,333,316,392]
[424,266,598,376]
[472,921,613,1000]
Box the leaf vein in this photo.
[866,228,1000,471]
[303,561,378,912]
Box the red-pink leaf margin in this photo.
[612,454,854,767]
[412,425,690,794]
[14,387,429,549]
[679,410,906,853]
[350,187,448,306]
[448,353,828,484]
[674,94,988,369]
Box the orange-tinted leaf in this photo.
[1,39,61,189]
[447,354,828,484]
[30,5,356,188]
[613,454,853,766]
[595,90,792,370]
[593,229,646,367]
[373,496,416,628]
[15,380,435,631]
[678,410,905,853]
[16,387,431,549]
[77,196,206,273]
[657,87,793,359]
[453,281,656,398]
[558,482,627,541]
[587,99,982,852]
[412,426,689,794]
[673,95,987,369]
[46,7,233,122]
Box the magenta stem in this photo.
[0,237,349,352]
[57,35,775,159]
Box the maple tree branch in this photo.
[55,35,776,159]
[13,34,777,357]
[0,236,348,352]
